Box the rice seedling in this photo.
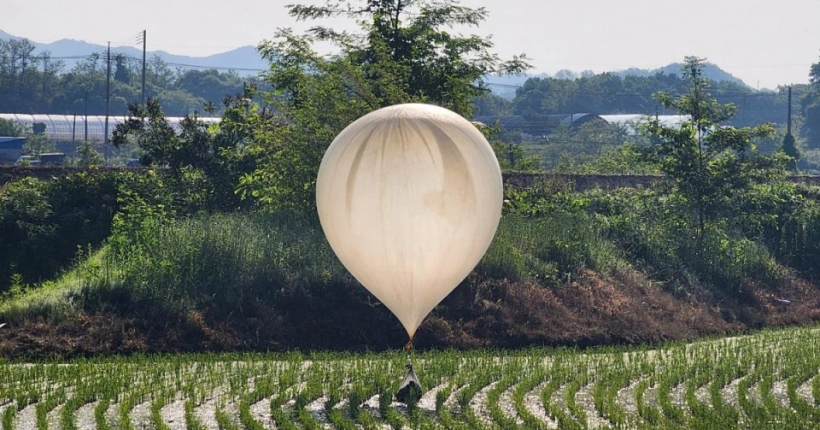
[1,326,819,430]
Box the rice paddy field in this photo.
[1,326,819,430]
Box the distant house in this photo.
[473,114,603,136]
[0,137,26,164]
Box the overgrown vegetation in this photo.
[3,177,820,354]
[2,1,820,356]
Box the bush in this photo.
[0,170,186,293]
[593,187,783,294]
[77,209,627,320]
[0,175,117,292]
[771,198,820,278]
[478,214,622,285]
[104,212,351,315]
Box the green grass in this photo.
[0,247,113,322]
[1,193,817,355]
[0,210,624,321]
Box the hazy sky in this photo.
[5,0,820,89]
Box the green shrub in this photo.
[479,213,622,285]
[594,187,783,293]
[771,198,820,278]
[0,168,248,294]
[105,212,350,314]
[0,175,117,292]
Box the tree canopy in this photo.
[639,57,783,233]
[237,0,530,213]
[509,71,790,128]
[803,53,820,149]
[0,39,261,117]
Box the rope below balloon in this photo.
[404,337,413,364]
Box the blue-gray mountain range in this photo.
[0,29,268,73]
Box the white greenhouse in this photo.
[600,114,690,135]
[0,114,220,142]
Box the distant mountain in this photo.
[0,30,268,75]
[2,30,749,89]
[484,63,750,99]
[613,63,749,87]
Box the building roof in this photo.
[0,114,220,143]
[0,137,26,148]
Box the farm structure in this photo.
[474,113,688,137]
[0,114,221,143]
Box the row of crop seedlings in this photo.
[0,327,819,430]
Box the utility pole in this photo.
[42,54,48,103]
[104,42,111,145]
[140,30,147,104]
[84,90,89,141]
[787,85,793,136]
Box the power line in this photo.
[15,51,815,100]
[163,61,266,73]
[483,82,808,98]
[50,52,267,73]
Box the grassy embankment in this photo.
[3,183,820,356]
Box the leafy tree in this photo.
[31,122,46,135]
[148,55,175,91]
[22,133,56,155]
[573,119,629,146]
[175,70,248,110]
[114,54,132,84]
[75,141,104,167]
[474,92,512,116]
[477,124,541,172]
[240,0,529,213]
[0,39,38,112]
[639,57,782,234]
[0,118,23,137]
[803,54,820,149]
[113,93,259,210]
[780,133,800,170]
[154,89,202,116]
[112,98,177,167]
[511,70,787,127]
[0,39,265,117]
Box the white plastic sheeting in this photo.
[600,114,690,135]
[0,114,220,142]
[316,104,503,339]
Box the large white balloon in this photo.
[316,103,503,339]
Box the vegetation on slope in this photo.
[2,1,820,356]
